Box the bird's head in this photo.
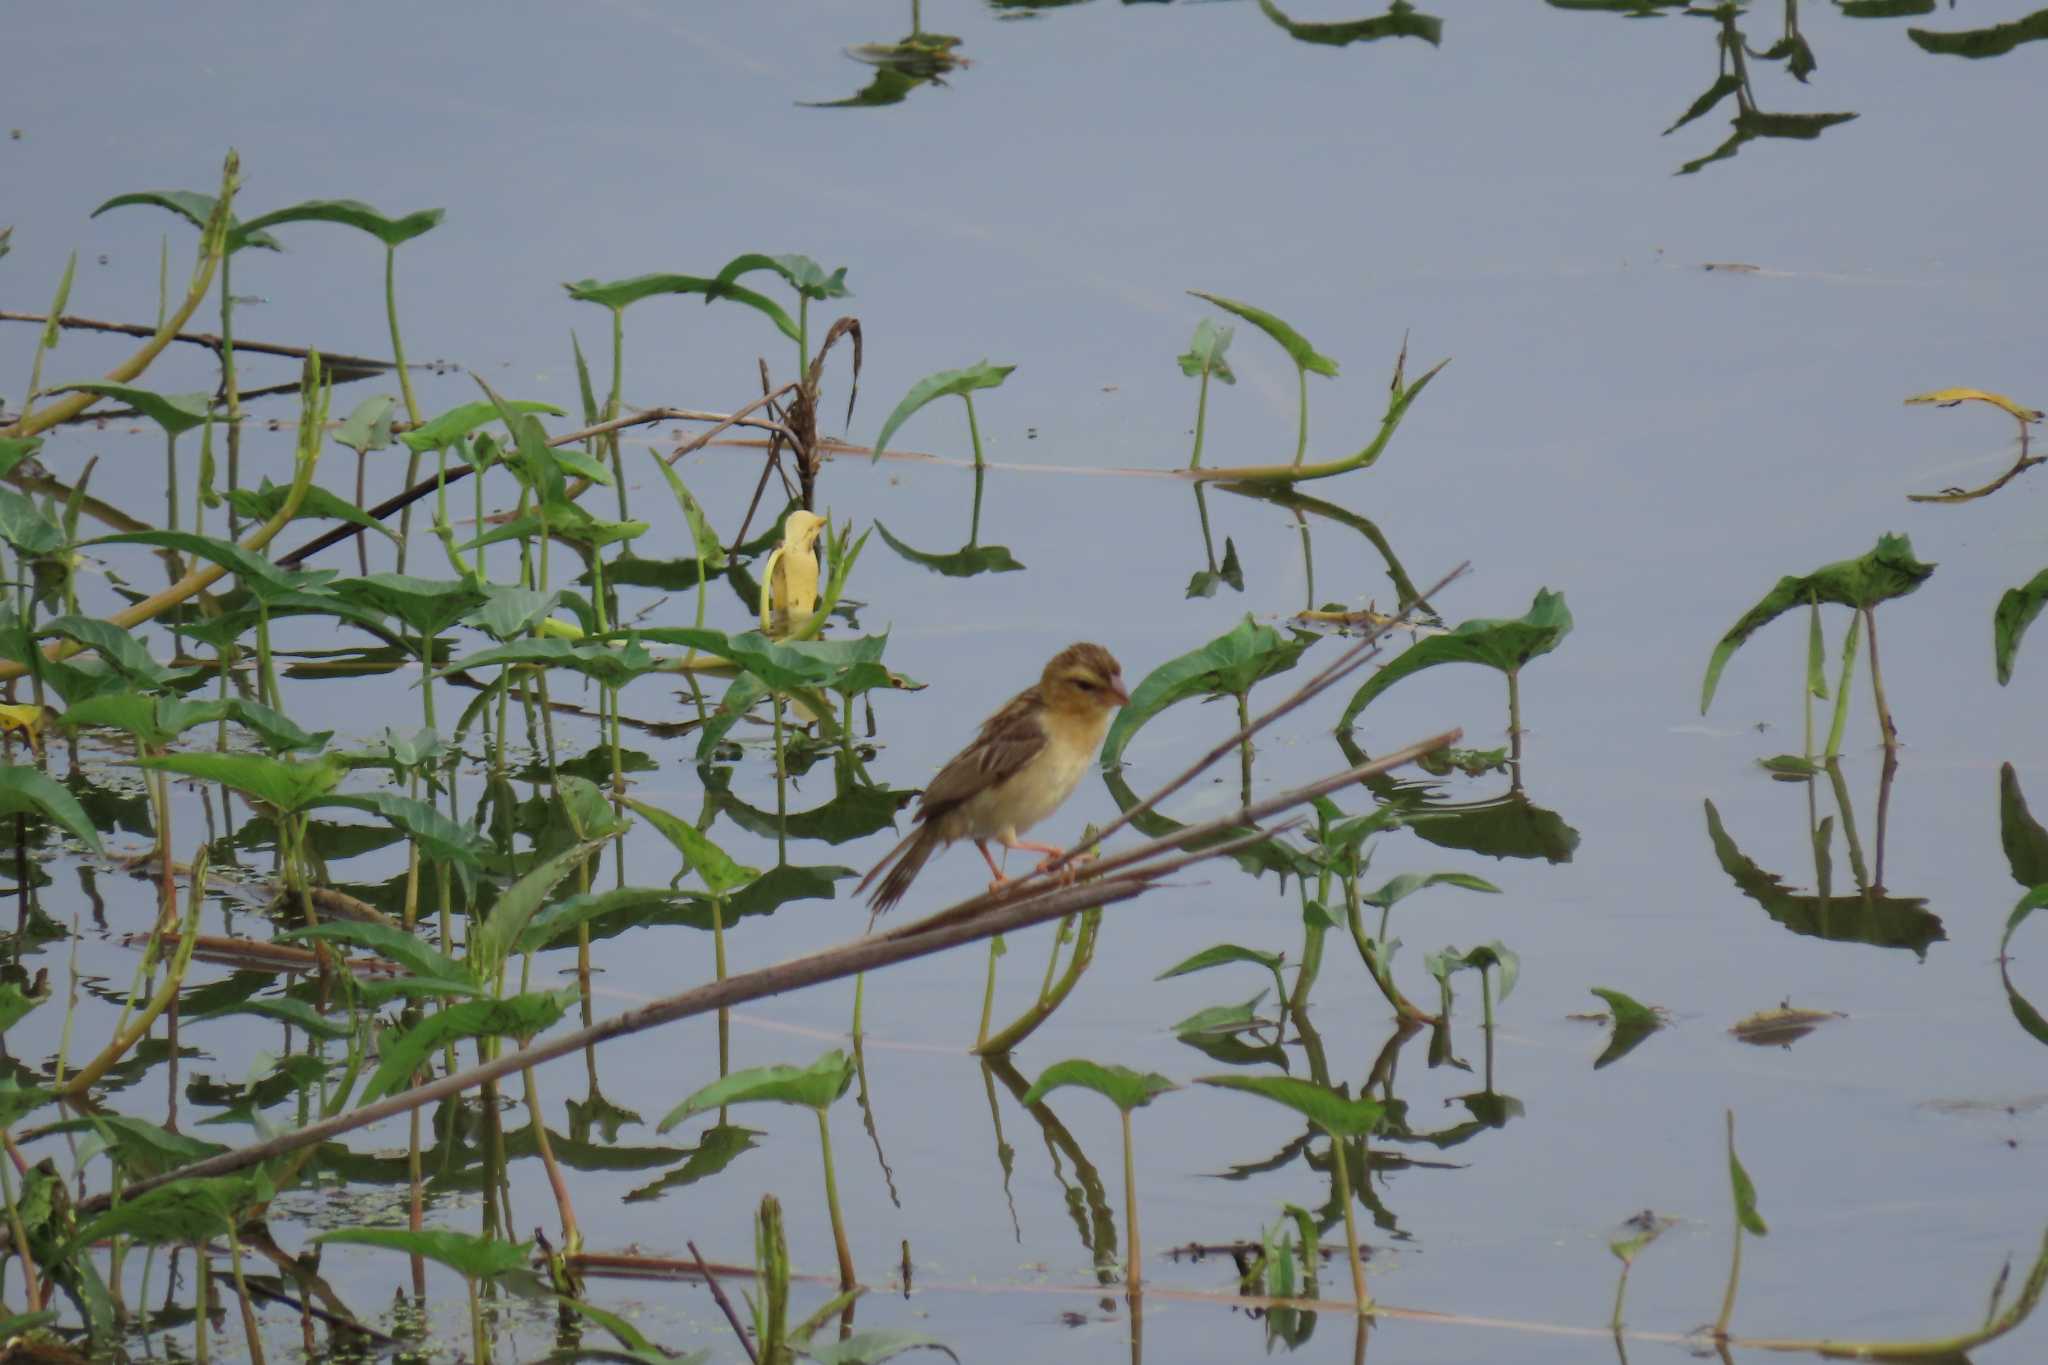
[1040,642,1129,716]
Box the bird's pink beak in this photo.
[1109,674,1130,707]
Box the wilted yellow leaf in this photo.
[0,703,45,754]
[761,511,828,636]
[1904,388,2044,422]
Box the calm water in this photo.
[7,3,2048,1362]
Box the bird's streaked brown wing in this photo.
[917,685,1049,816]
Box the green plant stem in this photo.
[1717,1220,1743,1339]
[1236,690,1253,807]
[1189,365,1212,470]
[772,693,788,865]
[712,895,730,1078]
[385,244,421,426]
[816,1109,856,1290]
[963,393,986,468]
[1329,1134,1370,1312]
[227,1223,266,1365]
[1824,611,1862,759]
[1292,365,1309,466]
[220,255,242,532]
[467,1276,485,1365]
[1036,915,1070,1003]
[850,971,864,1041]
[977,936,1001,1049]
[1121,1108,1141,1290]
[797,295,809,382]
[975,910,1100,1056]
[0,1154,43,1312]
[1611,1258,1632,1333]
[1863,606,1897,752]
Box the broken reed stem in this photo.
[688,1239,759,1365]
[0,308,398,374]
[275,387,797,567]
[74,765,1442,1220]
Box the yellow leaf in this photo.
[536,616,585,641]
[1904,388,2044,422]
[761,511,827,636]
[0,703,45,754]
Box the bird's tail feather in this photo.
[859,824,939,917]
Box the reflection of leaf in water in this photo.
[1406,789,1579,865]
[1704,800,1943,956]
[1910,10,2048,59]
[1589,986,1665,1070]
[872,521,1024,578]
[1256,2,1443,50]
[2002,765,2048,889]
[801,34,969,109]
[1731,1004,1845,1048]
[623,1125,762,1203]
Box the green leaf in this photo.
[49,382,209,436]
[1608,1210,1678,1265]
[464,585,560,642]
[469,841,606,978]
[1341,589,1573,728]
[1196,1074,1383,1138]
[1590,987,1662,1034]
[646,453,726,570]
[515,886,688,955]
[360,989,577,1102]
[1177,318,1237,383]
[317,792,489,882]
[335,573,489,637]
[40,1115,227,1178]
[0,1077,53,1130]
[0,486,62,555]
[334,395,396,452]
[1431,941,1520,999]
[2001,884,2048,959]
[439,636,664,690]
[657,1050,856,1129]
[1187,291,1337,378]
[564,273,799,341]
[1172,992,1269,1038]
[316,1226,532,1281]
[226,480,403,546]
[623,796,757,894]
[1725,1111,1769,1236]
[556,774,632,840]
[1701,534,1935,713]
[1995,567,2048,685]
[872,521,1025,578]
[1102,615,1315,765]
[1021,1059,1178,1113]
[0,979,48,1032]
[139,751,345,813]
[711,252,851,303]
[191,994,354,1042]
[0,436,44,479]
[1156,943,1283,981]
[239,199,445,248]
[398,398,564,454]
[91,188,281,252]
[870,361,1016,462]
[0,762,103,852]
[88,529,294,591]
[66,1172,273,1254]
[801,1331,959,1364]
[1363,870,1500,908]
[282,920,473,986]
[37,614,182,688]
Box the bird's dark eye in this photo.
[1073,679,1097,691]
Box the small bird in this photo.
[858,642,1130,916]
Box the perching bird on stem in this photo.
[858,642,1129,916]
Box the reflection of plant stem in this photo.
[1329,1135,1370,1311]
[1863,606,1897,752]
[227,1221,267,1365]
[1193,485,1218,572]
[195,1244,211,1365]
[1824,612,1861,758]
[963,393,986,468]
[1121,1108,1141,1290]
[817,1109,857,1290]
[1823,760,1870,893]
[1873,747,1896,889]
[1715,1113,1743,1340]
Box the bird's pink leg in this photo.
[975,839,1011,894]
[1002,834,1071,878]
